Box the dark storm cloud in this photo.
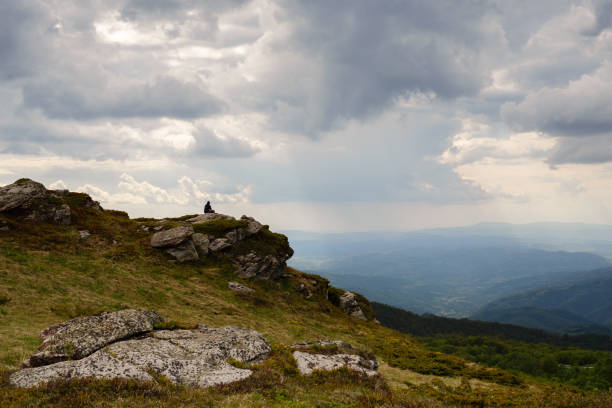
[252,0,502,136]
[23,75,224,120]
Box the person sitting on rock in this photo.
[204,200,215,214]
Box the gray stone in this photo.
[232,251,288,280]
[11,325,271,389]
[228,281,255,294]
[150,225,194,248]
[292,351,378,376]
[241,215,263,235]
[25,309,164,367]
[165,239,199,262]
[0,225,9,232]
[191,233,210,256]
[78,230,90,239]
[187,213,235,223]
[209,237,231,252]
[0,179,73,225]
[339,292,367,320]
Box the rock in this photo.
[228,281,255,295]
[232,251,290,280]
[209,237,231,252]
[11,325,271,389]
[191,233,210,256]
[339,292,367,320]
[0,179,72,225]
[25,309,164,367]
[292,351,378,376]
[187,213,235,223]
[241,215,263,235]
[78,230,90,239]
[150,225,194,248]
[165,240,199,262]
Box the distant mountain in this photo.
[473,268,612,331]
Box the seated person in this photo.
[204,200,215,214]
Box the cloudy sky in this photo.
[2,0,612,231]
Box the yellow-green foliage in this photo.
[0,209,611,407]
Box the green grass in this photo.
[0,209,611,407]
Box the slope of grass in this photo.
[0,209,611,407]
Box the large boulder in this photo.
[10,324,271,388]
[292,351,378,376]
[339,292,367,320]
[150,225,194,248]
[0,179,72,224]
[24,309,164,367]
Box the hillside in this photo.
[1,179,612,407]
[474,268,612,331]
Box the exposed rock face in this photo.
[228,281,255,294]
[150,225,194,248]
[339,292,367,320]
[291,340,353,350]
[25,309,164,368]
[233,251,292,280]
[292,351,378,376]
[165,240,199,262]
[11,313,272,389]
[0,179,71,225]
[191,233,210,256]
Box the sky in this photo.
[1,0,612,232]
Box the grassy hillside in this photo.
[1,204,611,407]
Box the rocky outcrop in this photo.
[11,312,271,389]
[24,309,164,368]
[339,292,367,320]
[0,179,102,225]
[0,179,71,224]
[290,340,378,376]
[147,214,293,280]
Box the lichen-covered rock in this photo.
[150,225,194,248]
[165,240,199,262]
[0,179,72,224]
[339,292,367,320]
[191,233,210,256]
[228,281,255,294]
[25,309,164,367]
[292,351,378,376]
[11,325,271,388]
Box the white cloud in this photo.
[49,179,68,190]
